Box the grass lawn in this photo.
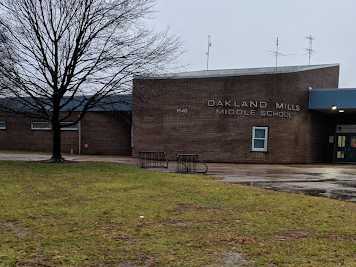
[0,162,356,266]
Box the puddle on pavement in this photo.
[239,181,356,202]
[335,181,356,188]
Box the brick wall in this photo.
[80,112,131,155]
[0,114,79,154]
[0,112,132,156]
[133,66,340,163]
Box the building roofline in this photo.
[135,64,340,80]
[0,94,132,113]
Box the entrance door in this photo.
[335,134,356,163]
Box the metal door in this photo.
[335,134,356,163]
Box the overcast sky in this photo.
[150,0,356,87]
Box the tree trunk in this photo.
[51,111,63,163]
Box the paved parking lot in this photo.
[1,151,356,202]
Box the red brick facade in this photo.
[133,66,340,163]
[0,111,131,155]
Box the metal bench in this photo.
[138,151,169,169]
[176,154,208,174]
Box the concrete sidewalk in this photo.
[0,151,137,165]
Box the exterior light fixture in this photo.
[331,106,337,111]
[339,110,345,113]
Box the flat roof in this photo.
[137,64,339,80]
[0,94,132,113]
[309,88,356,111]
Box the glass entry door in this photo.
[336,134,356,163]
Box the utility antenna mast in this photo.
[272,37,283,71]
[206,35,212,70]
[269,37,293,71]
[274,37,280,70]
[305,34,315,65]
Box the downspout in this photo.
[78,120,82,155]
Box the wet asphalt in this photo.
[207,164,356,202]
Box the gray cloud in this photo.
[151,0,356,87]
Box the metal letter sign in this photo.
[208,99,301,120]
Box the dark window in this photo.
[0,120,6,130]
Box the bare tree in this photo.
[0,0,180,162]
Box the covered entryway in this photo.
[309,88,356,164]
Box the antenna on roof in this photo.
[269,37,294,71]
[305,34,315,65]
[206,35,212,70]
[274,37,281,70]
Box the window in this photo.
[31,121,79,131]
[351,136,356,148]
[337,151,345,159]
[31,121,51,130]
[0,121,6,130]
[252,127,268,152]
[60,122,79,131]
[338,136,346,148]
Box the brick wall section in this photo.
[80,112,131,155]
[133,66,339,163]
[0,113,79,154]
[0,112,131,155]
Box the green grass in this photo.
[0,162,356,266]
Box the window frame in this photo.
[31,121,79,131]
[60,122,79,131]
[0,120,6,130]
[31,121,51,131]
[251,126,269,152]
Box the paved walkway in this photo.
[1,151,356,202]
[0,151,137,165]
